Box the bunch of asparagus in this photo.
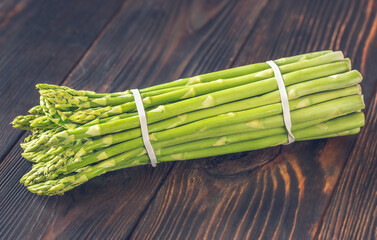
[12,50,365,196]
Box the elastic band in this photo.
[130,89,158,167]
[266,60,295,144]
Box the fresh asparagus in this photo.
[11,50,365,196]
[20,70,361,165]
[26,112,364,195]
[41,60,351,148]
[43,52,343,115]
[140,50,332,92]
[21,90,364,185]
[36,51,338,128]
[23,69,361,158]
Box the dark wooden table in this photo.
[1,0,377,239]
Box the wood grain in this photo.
[1,0,377,239]
[315,3,377,236]
[0,138,173,239]
[0,0,269,238]
[315,93,377,240]
[129,0,377,239]
[0,0,126,161]
[130,139,356,239]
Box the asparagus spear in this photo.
[21,70,361,159]
[21,91,363,185]
[12,50,366,196]
[25,112,364,196]
[21,70,361,160]
[12,115,38,130]
[45,52,343,112]
[43,60,351,147]
[141,50,333,92]
[156,112,365,157]
[20,114,351,185]
[38,51,339,127]
[83,68,360,128]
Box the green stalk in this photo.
[20,113,347,185]
[25,111,363,196]
[46,60,351,145]
[21,91,363,185]
[300,128,360,141]
[84,70,361,128]
[23,70,361,154]
[72,86,363,157]
[36,50,331,108]
[13,50,366,196]
[40,51,340,126]
[157,112,365,157]
[37,84,126,98]
[158,112,365,161]
[148,94,364,142]
[25,72,361,155]
[85,52,345,116]
[87,93,365,158]
[140,50,332,92]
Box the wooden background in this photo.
[1,0,377,239]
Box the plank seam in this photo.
[0,0,130,166]
[228,0,275,66]
[124,162,176,240]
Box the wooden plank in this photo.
[0,138,174,239]
[0,0,126,161]
[0,0,269,238]
[129,140,356,239]
[128,0,377,239]
[315,93,377,239]
[315,6,377,238]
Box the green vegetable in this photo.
[12,50,365,196]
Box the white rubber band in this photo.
[130,89,158,167]
[266,60,295,144]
